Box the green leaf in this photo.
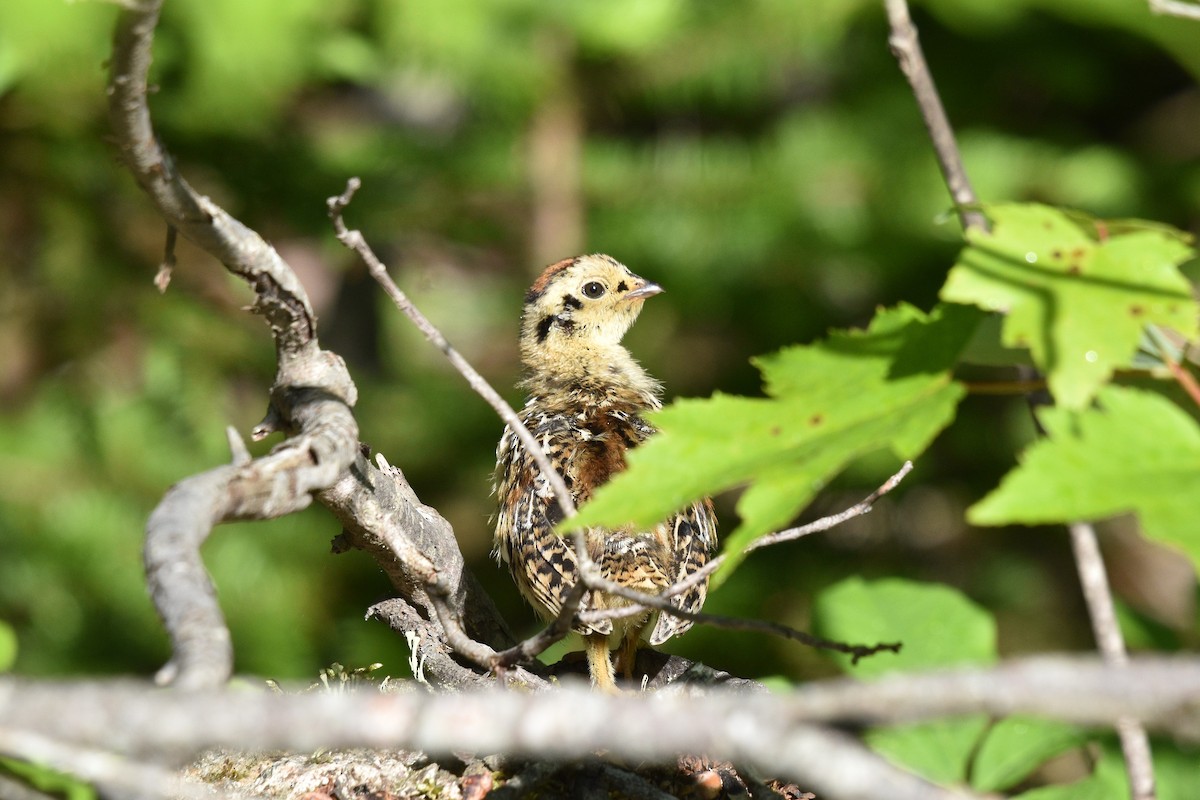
[815,578,996,784]
[0,620,14,672]
[812,577,996,677]
[941,203,1197,409]
[971,717,1086,792]
[1155,740,1200,800]
[565,304,974,585]
[866,717,992,787]
[969,386,1200,571]
[0,758,98,800]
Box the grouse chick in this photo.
[493,254,718,692]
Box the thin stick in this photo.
[327,179,577,520]
[885,1,1155,794]
[1149,0,1200,20]
[1147,325,1200,409]
[585,461,913,627]
[366,497,503,670]
[498,461,912,661]
[491,580,587,669]
[883,0,988,233]
[580,566,900,664]
[1069,522,1156,800]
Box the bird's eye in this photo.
[581,281,606,299]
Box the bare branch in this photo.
[326,179,576,520]
[1147,325,1200,409]
[320,454,541,688]
[883,0,988,233]
[885,0,1157,792]
[109,2,318,351]
[5,657,1200,798]
[1069,522,1156,800]
[576,462,914,661]
[109,0,541,696]
[326,181,603,669]
[1149,0,1200,19]
[579,568,900,664]
[491,580,587,670]
[109,0,361,688]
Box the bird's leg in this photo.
[585,632,619,693]
[614,625,642,682]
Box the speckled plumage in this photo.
[493,254,718,691]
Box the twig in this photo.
[1149,0,1200,20]
[6,658,1200,797]
[583,462,913,628]
[1147,325,1200,408]
[387,531,501,670]
[326,179,576,520]
[746,460,913,555]
[496,462,912,665]
[326,180,603,660]
[491,580,587,669]
[155,224,176,292]
[883,0,988,233]
[1069,522,1156,800]
[885,0,1155,793]
[579,568,900,664]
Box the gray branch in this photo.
[1070,521,1156,800]
[883,0,987,233]
[109,0,361,689]
[106,0,513,692]
[5,656,1200,799]
[884,1,1158,795]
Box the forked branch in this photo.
[108,0,359,689]
[110,0,517,694]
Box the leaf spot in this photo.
[770,426,781,436]
[809,414,824,427]
[1129,305,1144,317]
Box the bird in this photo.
[493,253,718,692]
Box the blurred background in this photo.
[1,0,1197,683]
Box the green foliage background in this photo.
[2,0,1198,705]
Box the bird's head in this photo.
[517,254,663,396]
[520,254,662,359]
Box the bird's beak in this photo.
[625,281,664,301]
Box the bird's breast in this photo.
[572,412,632,500]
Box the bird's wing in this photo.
[648,497,718,645]
[494,409,612,636]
